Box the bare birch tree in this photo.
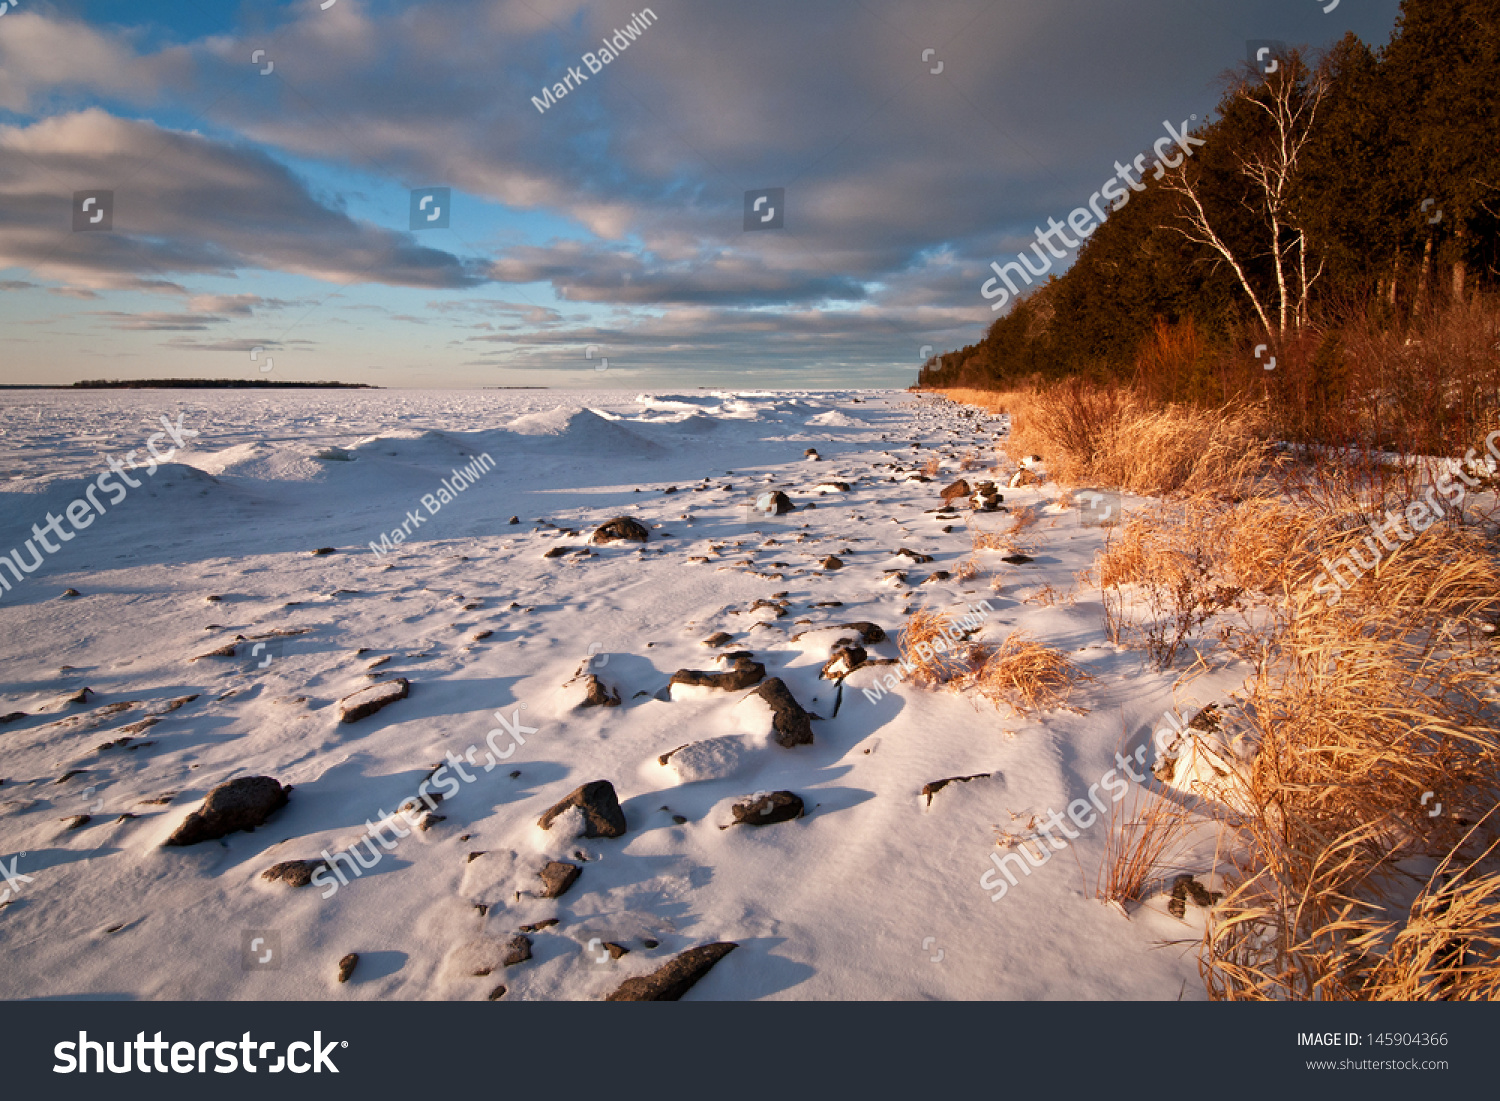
[1160,53,1329,338]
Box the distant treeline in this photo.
[921,0,1499,421]
[71,379,380,389]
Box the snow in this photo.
[0,388,1242,1000]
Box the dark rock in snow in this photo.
[820,556,843,570]
[1168,874,1223,919]
[191,643,238,661]
[261,859,331,887]
[591,516,650,544]
[538,780,628,839]
[578,674,621,708]
[670,654,766,692]
[732,790,804,824]
[337,953,359,983]
[473,936,532,975]
[820,642,867,680]
[940,479,972,504]
[338,678,410,723]
[604,942,738,1001]
[702,632,733,647]
[833,621,886,644]
[538,860,581,899]
[921,774,991,807]
[895,547,934,563]
[164,776,289,847]
[754,678,814,747]
[752,490,795,515]
[1000,554,1034,565]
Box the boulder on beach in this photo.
[577,673,621,708]
[604,942,738,1001]
[753,678,814,747]
[445,935,532,979]
[753,490,795,515]
[338,677,410,723]
[538,780,627,839]
[669,654,766,693]
[731,790,804,825]
[657,735,756,784]
[834,621,886,644]
[164,776,289,847]
[538,860,582,898]
[940,478,972,504]
[591,516,650,544]
[260,859,331,887]
[820,641,867,679]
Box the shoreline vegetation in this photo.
[915,0,1500,999]
[921,381,1500,999]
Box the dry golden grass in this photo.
[1068,436,1500,997]
[1368,848,1500,1001]
[921,455,942,478]
[1197,492,1500,1000]
[970,525,1010,552]
[1094,504,1247,667]
[896,606,974,687]
[942,380,1500,999]
[968,506,1041,560]
[1098,785,1197,906]
[1008,506,1040,535]
[1022,584,1058,607]
[943,380,1277,498]
[959,632,1094,714]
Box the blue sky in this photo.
[0,0,1403,388]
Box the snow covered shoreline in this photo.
[0,389,1237,1000]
